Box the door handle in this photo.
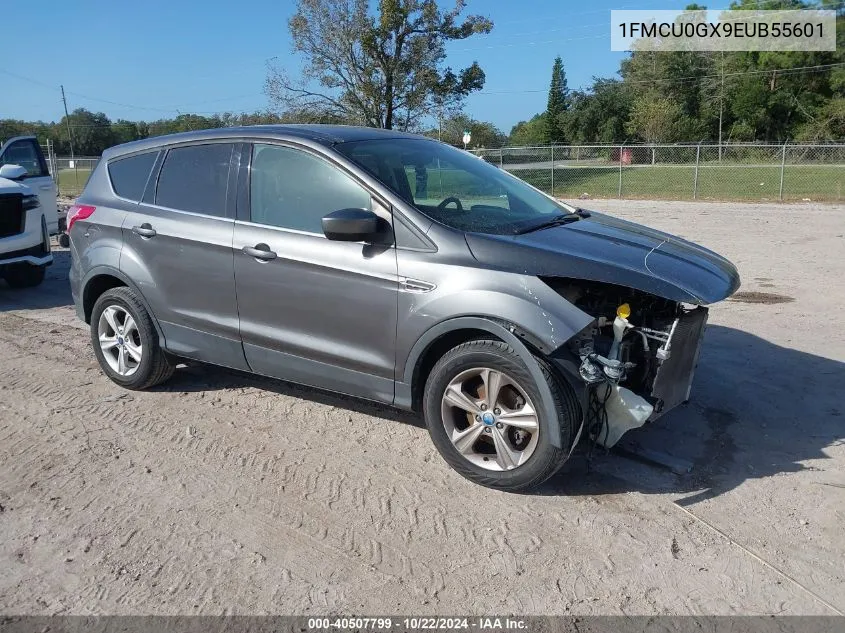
[132,223,157,238]
[39,184,53,191]
[243,243,277,261]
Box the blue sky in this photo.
[2,0,694,132]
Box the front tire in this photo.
[90,287,174,390]
[422,339,579,491]
[2,263,46,288]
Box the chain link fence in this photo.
[55,157,99,198]
[43,142,845,201]
[473,143,845,203]
[40,143,100,198]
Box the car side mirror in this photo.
[0,164,27,180]
[322,208,382,242]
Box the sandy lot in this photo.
[0,200,843,616]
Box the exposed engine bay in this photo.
[545,278,709,448]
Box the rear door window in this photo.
[108,152,158,201]
[155,143,234,216]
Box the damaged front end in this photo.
[544,278,709,448]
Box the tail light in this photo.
[67,204,96,232]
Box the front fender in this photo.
[416,287,593,356]
[396,272,593,380]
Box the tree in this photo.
[57,109,115,155]
[625,96,684,163]
[424,113,506,147]
[559,78,632,143]
[508,114,547,146]
[265,0,493,130]
[795,98,845,140]
[545,56,569,143]
[620,46,711,141]
[0,120,34,142]
[111,119,142,145]
[626,96,684,143]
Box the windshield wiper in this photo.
[515,213,582,235]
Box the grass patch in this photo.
[56,163,843,202]
[513,164,844,202]
[56,168,93,197]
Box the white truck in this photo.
[0,136,59,232]
[0,161,53,288]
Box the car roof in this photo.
[103,125,432,160]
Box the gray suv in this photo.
[69,125,739,491]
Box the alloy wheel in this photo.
[97,305,143,376]
[440,367,540,471]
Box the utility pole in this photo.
[60,85,75,160]
[438,107,443,142]
[718,52,724,163]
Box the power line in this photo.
[475,61,845,95]
[453,3,845,52]
[1,67,265,114]
[24,58,845,122]
[0,68,59,91]
[4,5,843,118]
[9,58,844,120]
[62,90,180,113]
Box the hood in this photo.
[465,211,740,305]
[0,176,31,195]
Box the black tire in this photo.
[2,263,46,288]
[422,338,580,492]
[90,287,174,390]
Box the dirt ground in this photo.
[0,200,843,616]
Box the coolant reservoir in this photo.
[598,385,654,448]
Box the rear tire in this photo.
[2,263,46,288]
[90,287,174,390]
[422,338,579,492]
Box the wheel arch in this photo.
[81,266,166,344]
[398,316,574,449]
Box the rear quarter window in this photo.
[108,152,158,201]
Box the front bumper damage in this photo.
[558,305,709,449]
[649,307,709,419]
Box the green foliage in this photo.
[531,3,845,145]
[265,0,493,130]
[111,119,143,145]
[625,96,685,143]
[0,119,54,147]
[1,109,291,156]
[558,79,632,143]
[509,113,547,146]
[423,113,507,147]
[6,1,845,153]
[58,109,116,156]
[795,97,845,140]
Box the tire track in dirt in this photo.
[0,312,829,614]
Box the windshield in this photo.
[335,138,575,235]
